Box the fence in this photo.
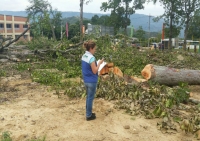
[87,24,114,36]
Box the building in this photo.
[161,38,179,49]
[0,14,30,42]
[161,38,200,49]
[85,23,114,36]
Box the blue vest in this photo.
[81,51,98,83]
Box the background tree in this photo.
[80,0,84,42]
[187,10,200,40]
[91,15,100,25]
[101,0,145,35]
[153,0,182,49]
[99,15,111,26]
[164,25,181,39]
[179,0,200,50]
[67,19,90,40]
[91,15,112,26]
[68,24,80,40]
[134,26,145,41]
[49,10,62,40]
[26,0,62,40]
[40,11,62,39]
[80,0,92,42]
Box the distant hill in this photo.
[0,11,184,37]
[0,11,163,31]
[0,11,28,17]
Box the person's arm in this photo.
[91,59,104,74]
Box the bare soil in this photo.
[0,74,199,141]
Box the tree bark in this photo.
[80,0,83,42]
[141,64,200,86]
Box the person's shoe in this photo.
[92,113,96,116]
[86,114,96,121]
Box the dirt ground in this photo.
[0,75,199,141]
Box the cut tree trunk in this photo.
[99,62,123,78]
[141,64,200,86]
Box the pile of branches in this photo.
[0,27,30,53]
[63,73,200,136]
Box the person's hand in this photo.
[98,58,104,65]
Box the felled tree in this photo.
[0,26,31,52]
[141,64,200,86]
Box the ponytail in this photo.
[83,40,96,51]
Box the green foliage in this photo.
[50,52,81,78]
[30,50,81,87]
[15,40,27,45]
[62,19,90,41]
[1,131,12,141]
[173,116,181,122]
[15,63,31,71]
[0,131,46,141]
[27,37,56,50]
[164,26,181,38]
[0,70,6,77]
[110,47,147,76]
[91,15,111,26]
[64,81,85,98]
[31,70,62,86]
[70,36,80,44]
[187,10,200,39]
[100,0,146,34]
[172,82,190,105]
[96,73,139,101]
[54,52,81,78]
[68,24,80,40]
[54,52,70,71]
[26,0,62,40]
[14,35,199,134]
[134,26,146,40]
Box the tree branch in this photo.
[5,27,31,48]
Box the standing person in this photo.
[154,43,156,50]
[81,40,104,121]
[162,44,164,51]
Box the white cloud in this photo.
[0,0,29,11]
[136,2,164,16]
[0,0,164,16]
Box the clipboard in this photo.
[97,60,107,72]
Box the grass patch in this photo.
[14,63,31,71]
[0,70,6,77]
[31,70,62,86]
[1,131,12,141]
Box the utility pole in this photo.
[148,14,151,47]
[80,0,83,42]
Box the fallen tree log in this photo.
[141,64,200,86]
[189,98,200,104]
[0,26,31,53]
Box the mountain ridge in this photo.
[0,11,164,33]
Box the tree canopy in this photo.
[100,0,145,35]
[26,0,62,40]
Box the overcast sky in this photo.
[0,0,164,16]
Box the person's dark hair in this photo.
[83,40,96,51]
